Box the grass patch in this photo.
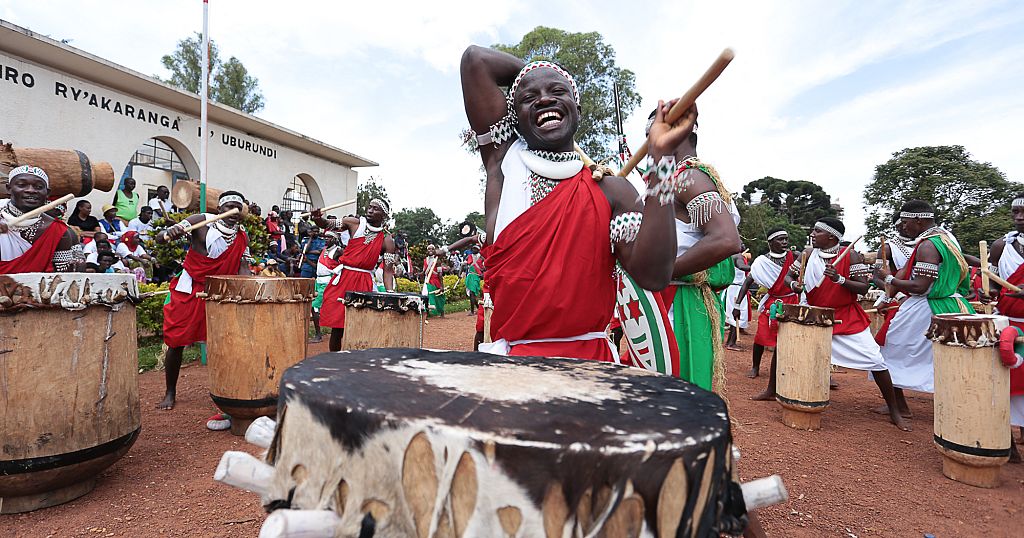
[138,336,202,372]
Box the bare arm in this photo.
[382,236,397,291]
[883,241,939,295]
[731,275,755,317]
[460,45,524,241]
[733,253,751,272]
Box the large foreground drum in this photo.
[0,273,140,514]
[775,304,835,430]
[203,276,314,435]
[256,349,748,536]
[928,313,1012,488]
[341,291,425,350]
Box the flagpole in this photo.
[199,0,210,365]
[199,0,210,212]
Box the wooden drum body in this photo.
[775,304,835,431]
[171,180,223,213]
[341,291,425,350]
[1,144,116,198]
[256,350,748,536]
[203,276,314,436]
[0,273,140,514]
[928,314,1011,488]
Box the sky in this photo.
[2,0,1022,237]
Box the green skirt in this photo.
[312,281,328,310]
[427,283,446,316]
[465,272,482,296]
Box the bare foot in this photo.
[750,390,776,401]
[891,412,912,431]
[156,393,175,410]
[746,368,759,379]
[873,404,913,418]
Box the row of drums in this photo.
[0,273,428,514]
[773,302,1015,488]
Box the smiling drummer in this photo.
[0,165,79,273]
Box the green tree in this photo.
[741,177,840,228]
[356,177,392,216]
[493,26,640,161]
[443,211,487,245]
[394,207,443,247]
[161,32,265,114]
[863,146,1020,255]
[735,200,808,258]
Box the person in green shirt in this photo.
[112,176,141,222]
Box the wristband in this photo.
[835,275,846,285]
[885,274,895,285]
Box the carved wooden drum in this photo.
[255,349,748,536]
[0,273,140,513]
[775,303,835,431]
[202,276,314,435]
[341,291,425,350]
[928,313,1012,488]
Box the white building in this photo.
[0,19,374,218]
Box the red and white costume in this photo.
[995,231,1024,427]
[320,218,385,329]
[802,247,887,371]
[480,140,615,361]
[163,221,248,348]
[748,251,798,347]
[723,265,750,329]
[0,218,68,274]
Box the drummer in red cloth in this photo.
[790,218,910,431]
[731,227,799,399]
[460,47,679,361]
[985,192,1024,462]
[156,191,250,410]
[312,198,398,352]
[0,166,79,273]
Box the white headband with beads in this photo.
[814,221,843,241]
[767,230,788,241]
[8,165,48,186]
[899,211,934,219]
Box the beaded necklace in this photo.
[0,202,44,240]
[213,221,239,246]
[526,149,579,205]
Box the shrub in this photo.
[143,211,271,270]
[396,277,421,293]
[137,282,169,337]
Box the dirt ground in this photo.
[6,314,1023,537]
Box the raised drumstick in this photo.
[182,208,240,233]
[979,240,992,314]
[983,268,1022,293]
[619,48,735,177]
[4,193,74,227]
[299,198,356,218]
[832,235,863,265]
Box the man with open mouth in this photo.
[0,165,79,273]
[460,46,683,361]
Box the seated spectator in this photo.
[68,200,101,238]
[99,204,125,240]
[116,231,158,281]
[261,258,286,277]
[97,251,128,274]
[148,185,175,217]
[128,206,155,241]
[83,232,111,264]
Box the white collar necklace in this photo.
[520,144,583,206]
[768,250,787,259]
[817,244,840,258]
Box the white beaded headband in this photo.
[369,198,391,218]
[899,211,934,219]
[814,221,843,240]
[767,230,788,241]
[219,194,244,206]
[1013,198,1024,208]
[8,165,48,186]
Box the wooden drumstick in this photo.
[979,240,992,314]
[832,235,863,265]
[4,193,74,227]
[878,236,888,270]
[182,208,240,233]
[573,142,596,167]
[619,48,735,177]
[299,198,357,218]
[983,268,1022,293]
[797,250,809,286]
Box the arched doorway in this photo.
[122,136,199,205]
[281,174,325,214]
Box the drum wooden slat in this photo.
[929,313,1011,488]
[483,306,493,344]
[171,180,223,213]
[0,274,140,513]
[0,145,115,198]
[341,291,425,350]
[204,276,314,436]
[261,350,749,536]
[775,304,834,430]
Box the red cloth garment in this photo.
[317,247,342,271]
[1007,320,1024,397]
[806,248,870,335]
[0,220,67,274]
[481,168,616,361]
[997,262,1024,319]
[424,258,443,288]
[754,252,799,346]
[162,231,249,348]
[320,231,385,329]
